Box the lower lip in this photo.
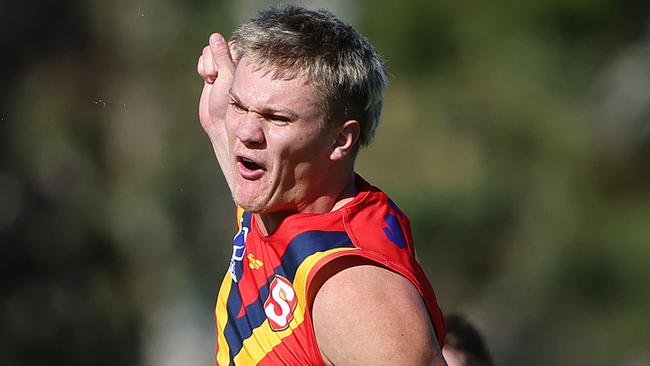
[237,161,265,180]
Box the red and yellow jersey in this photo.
[215,176,445,365]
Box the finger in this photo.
[202,46,217,83]
[197,54,205,78]
[209,33,235,80]
[199,83,213,131]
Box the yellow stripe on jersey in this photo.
[292,247,357,310]
[232,306,304,365]
[232,247,357,365]
[236,206,245,231]
[216,275,233,366]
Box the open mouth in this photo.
[236,155,266,179]
[239,157,264,171]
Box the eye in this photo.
[268,114,291,123]
[229,101,247,113]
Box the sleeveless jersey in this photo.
[214,176,445,365]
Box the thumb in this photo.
[209,33,235,80]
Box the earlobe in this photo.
[330,120,360,161]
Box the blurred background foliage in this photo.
[1,0,649,365]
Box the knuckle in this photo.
[211,44,231,60]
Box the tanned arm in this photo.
[197,33,237,192]
[312,264,447,366]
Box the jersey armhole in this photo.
[305,250,421,308]
[304,250,446,348]
[305,253,377,311]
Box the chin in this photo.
[233,194,269,213]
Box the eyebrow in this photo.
[228,89,245,108]
[229,89,299,120]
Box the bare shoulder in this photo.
[312,263,446,366]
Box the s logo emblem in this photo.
[264,275,297,331]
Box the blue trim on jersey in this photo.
[229,211,252,283]
[280,230,354,281]
[224,269,284,365]
[241,211,252,227]
[222,229,355,364]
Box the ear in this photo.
[330,120,360,161]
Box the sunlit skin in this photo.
[225,58,356,234]
[197,33,358,236]
[197,32,446,366]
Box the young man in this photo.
[197,5,446,365]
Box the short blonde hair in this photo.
[230,5,388,148]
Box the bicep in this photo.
[312,264,445,366]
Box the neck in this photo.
[255,172,357,236]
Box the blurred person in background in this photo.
[197,4,446,366]
[443,314,493,366]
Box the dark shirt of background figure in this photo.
[443,314,494,366]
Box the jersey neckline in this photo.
[250,173,374,243]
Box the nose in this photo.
[236,113,265,146]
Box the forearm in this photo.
[197,33,237,195]
[207,123,234,193]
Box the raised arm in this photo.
[312,264,447,366]
[197,33,237,192]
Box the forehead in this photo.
[232,58,320,115]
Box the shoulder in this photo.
[311,262,445,366]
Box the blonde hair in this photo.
[230,5,388,148]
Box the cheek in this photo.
[281,128,328,152]
[266,129,296,156]
[224,112,239,139]
[264,125,331,169]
